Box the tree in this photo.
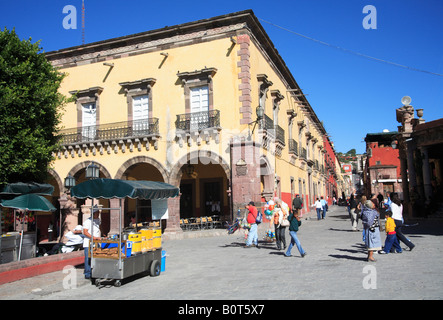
[346,149,357,156]
[0,28,70,185]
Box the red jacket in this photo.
[246,205,258,224]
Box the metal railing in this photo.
[175,110,220,132]
[300,147,307,160]
[288,139,298,155]
[60,118,159,145]
[275,125,285,145]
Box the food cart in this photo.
[70,179,179,287]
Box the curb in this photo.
[0,251,84,285]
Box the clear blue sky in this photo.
[2,0,442,154]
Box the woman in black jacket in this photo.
[349,194,359,231]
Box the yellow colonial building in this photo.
[45,10,338,238]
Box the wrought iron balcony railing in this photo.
[288,139,298,155]
[275,125,285,145]
[261,114,274,131]
[175,110,220,132]
[60,118,159,145]
[300,147,307,160]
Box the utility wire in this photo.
[258,17,443,77]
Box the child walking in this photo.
[379,210,402,254]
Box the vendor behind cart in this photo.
[83,205,102,279]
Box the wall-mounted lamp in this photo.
[160,52,169,57]
[248,105,264,135]
[103,62,114,68]
[184,163,195,176]
[85,161,100,179]
[64,174,76,190]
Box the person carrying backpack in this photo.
[292,194,303,215]
[245,201,259,248]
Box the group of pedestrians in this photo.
[242,191,416,263]
[244,196,306,258]
[348,192,415,262]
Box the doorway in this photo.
[202,179,222,217]
[179,181,194,218]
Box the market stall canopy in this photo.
[70,179,179,200]
[0,193,56,212]
[0,182,54,198]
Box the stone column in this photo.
[108,198,124,235]
[81,199,102,228]
[230,138,262,215]
[163,196,183,238]
[58,193,79,242]
[420,146,433,204]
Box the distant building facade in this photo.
[364,131,402,198]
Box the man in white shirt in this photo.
[82,205,102,279]
[44,225,84,255]
[61,225,84,253]
[320,196,327,219]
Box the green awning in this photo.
[70,179,179,200]
[0,182,54,197]
[0,193,56,212]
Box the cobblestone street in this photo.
[1,205,442,300]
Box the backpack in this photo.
[293,197,302,210]
[256,210,263,224]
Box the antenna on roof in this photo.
[82,0,85,45]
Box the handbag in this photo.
[281,218,290,227]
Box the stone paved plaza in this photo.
[1,205,442,300]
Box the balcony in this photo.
[299,147,307,160]
[175,110,221,147]
[288,139,298,156]
[60,118,159,144]
[175,110,220,132]
[57,118,160,158]
[259,114,286,157]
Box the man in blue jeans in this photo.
[320,196,327,219]
[82,205,102,279]
[285,211,306,257]
[245,201,259,248]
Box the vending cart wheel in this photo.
[150,260,161,277]
[114,280,122,287]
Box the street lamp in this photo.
[85,161,100,179]
[401,96,412,106]
[185,163,195,176]
[64,174,76,190]
[256,105,264,121]
[249,105,264,134]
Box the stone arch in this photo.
[67,161,112,179]
[114,156,169,182]
[168,150,231,187]
[47,168,63,196]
